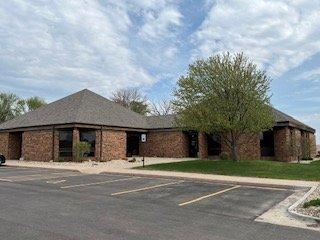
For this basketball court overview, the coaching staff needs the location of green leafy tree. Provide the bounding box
[173,53,274,161]
[24,96,46,112]
[111,88,149,115]
[0,93,23,123]
[0,93,46,123]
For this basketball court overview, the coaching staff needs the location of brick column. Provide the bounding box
[95,129,102,161]
[274,127,300,162]
[274,127,288,161]
[101,130,126,161]
[53,130,59,161]
[72,128,80,160]
[198,132,208,159]
[309,133,317,158]
[293,129,302,160]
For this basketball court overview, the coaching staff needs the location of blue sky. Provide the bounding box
[0,0,320,141]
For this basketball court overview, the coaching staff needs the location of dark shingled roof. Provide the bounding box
[146,114,176,129]
[0,89,148,130]
[0,89,315,133]
[146,108,315,132]
[271,107,315,132]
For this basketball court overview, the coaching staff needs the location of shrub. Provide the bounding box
[303,198,320,208]
[220,153,229,161]
[74,141,91,162]
[54,157,66,162]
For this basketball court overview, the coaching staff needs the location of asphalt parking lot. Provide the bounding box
[0,166,319,240]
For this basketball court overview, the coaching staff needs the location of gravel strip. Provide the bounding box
[6,157,196,169]
[295,185,320,218]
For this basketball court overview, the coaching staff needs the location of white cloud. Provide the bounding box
[296,113,320,123]
[139,6,182,41]
[128,0,171,10]
[0,0,155,98]
[192,0,320,77]
[294,68,320,82]
[163,46,178,59]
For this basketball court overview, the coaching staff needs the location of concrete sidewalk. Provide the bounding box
[5,159,318,188]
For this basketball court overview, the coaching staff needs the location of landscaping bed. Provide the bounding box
[295,186,320,218]
[136,159,320,181]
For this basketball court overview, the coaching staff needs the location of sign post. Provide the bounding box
[141,134,147,168]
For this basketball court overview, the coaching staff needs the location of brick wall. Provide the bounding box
[0,132,9,157]
[220,133,260,160]
[22,130,53,161]
[101,130,126,161]
[140,131,189,158]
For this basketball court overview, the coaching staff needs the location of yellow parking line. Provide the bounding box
[179,185,241,206]
[61,177,140,189]
[111,180,184,196]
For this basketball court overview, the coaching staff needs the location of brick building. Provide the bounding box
[0,89,316,162]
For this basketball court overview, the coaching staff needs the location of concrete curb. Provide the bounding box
[288,185,320,221]
[98,169,307,190]
[4,161,319,189]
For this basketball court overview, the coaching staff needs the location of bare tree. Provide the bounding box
[150,99,174,116]
[111,88,149,115]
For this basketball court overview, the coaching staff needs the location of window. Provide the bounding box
[260,130,274,157]
[80,130,96,157]
[59,130,73,157]
[207,134,221,156]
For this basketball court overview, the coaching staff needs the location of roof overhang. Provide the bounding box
[0,123,148,133]
[275,121,315,133]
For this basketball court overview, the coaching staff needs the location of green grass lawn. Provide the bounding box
[137,159,320,181]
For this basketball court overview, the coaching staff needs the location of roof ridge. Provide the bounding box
[74,90,87,123]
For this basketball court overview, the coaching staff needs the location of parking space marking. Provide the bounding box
[179,185,241,206]
[111,180,185,196]
[0,178,14,182]
[0,167,33,170]
[2,171,77,180]
[61,176,140,189]
[10,173,82,182]
[46,179,66,184]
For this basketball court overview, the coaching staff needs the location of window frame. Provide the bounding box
[59,130,73,157]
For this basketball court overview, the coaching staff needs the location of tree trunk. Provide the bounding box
[231,135,239,162]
